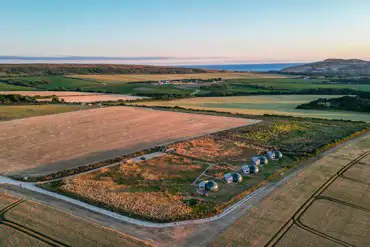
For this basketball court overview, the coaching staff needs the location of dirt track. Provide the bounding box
[0,106,257,177]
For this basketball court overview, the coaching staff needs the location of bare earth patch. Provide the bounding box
[0,106,256,177]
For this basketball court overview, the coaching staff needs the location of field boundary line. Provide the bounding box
[316,196,370,213]
[265,151,370,247]
[0,198,70,246]
[338,174,370,186]
[1,220,69,247]
[294,218,353,247]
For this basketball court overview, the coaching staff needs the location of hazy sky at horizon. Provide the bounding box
[1,0,370,64]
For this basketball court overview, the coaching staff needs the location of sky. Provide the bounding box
[1,0,370,64]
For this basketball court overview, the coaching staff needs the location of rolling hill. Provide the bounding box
[281,59,370,76]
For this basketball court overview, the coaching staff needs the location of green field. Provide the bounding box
[229,78,370,92]
[0,104,95,121]
[3,75,370,97]
[0,82,35,91]
[131,95,370,122]
[0,76,195,95]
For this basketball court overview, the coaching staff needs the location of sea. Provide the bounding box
[184,63,302,72]
[0,56,301,72]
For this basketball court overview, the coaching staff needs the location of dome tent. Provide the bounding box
[205,180,219,192]
[249,164,259,174]
[274,151,283,159]
[198,180,208,190]
[259,156,268,165]
[241,165,250,175]
[232,172,243,182]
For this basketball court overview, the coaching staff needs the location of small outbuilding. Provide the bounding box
[224,173,233,184]
[241,165,250,175]
[249,164,259,174]
[232,172,243,183]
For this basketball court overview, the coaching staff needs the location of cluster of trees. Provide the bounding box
[296,96,370,113]
[0,94,38,104]
[328,77,370,84]
[0,78,50,87]
[0,64,208,76]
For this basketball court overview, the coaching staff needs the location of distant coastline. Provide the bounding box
[184,63,302,72]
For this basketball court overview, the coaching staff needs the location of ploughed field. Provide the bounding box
[41,118,368,222]
[212,131,370,247]
[0,106,254,178]
[0,90,145,102]
[131,95,370,122]
[0,191,150,247]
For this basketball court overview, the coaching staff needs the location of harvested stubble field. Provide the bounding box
[131,95,370,122]
[0,104,94,121]
[0,225,50,247]
[3,200,150,247]
[0,90,145,102]
[0,192,18,209]
[300,199,370,246]
[0,106,254,178]
[211,132,370,247]
[67,72,283,83]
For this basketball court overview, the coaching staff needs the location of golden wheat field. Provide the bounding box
[67,72,283,83]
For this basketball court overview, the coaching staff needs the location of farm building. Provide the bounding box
[249,164,259,174]
[232,172,243,183]
[252,157,261,166]
[241,165,250,175]
[224,173,233,184]
[205,181,219,192]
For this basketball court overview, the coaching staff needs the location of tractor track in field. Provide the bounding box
[339,174,370,186]
[265,151,370,247]
[316,196,370,213]
[0,199,69,247]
